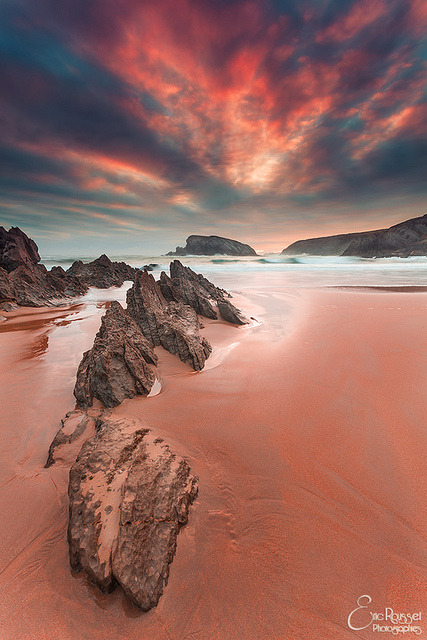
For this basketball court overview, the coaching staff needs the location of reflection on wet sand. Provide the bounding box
[21,333,50,361]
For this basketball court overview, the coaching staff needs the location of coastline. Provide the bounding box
[0,285,425,639]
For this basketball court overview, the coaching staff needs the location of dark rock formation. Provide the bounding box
[127,271,212,370]
[282,214,427,257]
[67,415,198,610]
[170,260,229,301]
[74,300,158,409]
[67,254,137,288]
[217,300,248,325]
[167,234,257,256]
[7,262,87,307]
[159,271,218,319]
[0,226,40,272]
[0,267,16,305]
[0,227,89,308]
[159,260,248,325]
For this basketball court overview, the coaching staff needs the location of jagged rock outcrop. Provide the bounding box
[0,227,89,308]
[159,260,249,325]
[159,271,218,319]
[67,254,137,288]
[0,226,40,272]
[74,300,158,408]
[282,214,427,257]
[127,271,212,370]
[167,234,257,256]
[7,262,87,307]
[217,300,248,325]
[67,415,198,610]
[170,260,229,301]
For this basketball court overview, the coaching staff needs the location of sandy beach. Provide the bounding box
[0,284,426,640]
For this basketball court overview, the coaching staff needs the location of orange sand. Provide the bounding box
[0,288,425,639]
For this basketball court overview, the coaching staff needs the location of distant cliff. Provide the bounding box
[282,214,427,257]
[167,235,257,256]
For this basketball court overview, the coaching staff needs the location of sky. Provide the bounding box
[0,0,426,255]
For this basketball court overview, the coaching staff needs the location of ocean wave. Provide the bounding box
[257,257,300,264]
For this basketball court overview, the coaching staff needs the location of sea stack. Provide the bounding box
[167,234,257,256]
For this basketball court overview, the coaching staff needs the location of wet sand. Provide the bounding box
[0,286,426,639]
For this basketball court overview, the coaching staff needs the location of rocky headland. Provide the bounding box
[167,234,257,256]
[282,214,427,257]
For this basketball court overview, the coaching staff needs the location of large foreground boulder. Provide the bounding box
[74,301,158,408]
[0,226,40,272]
[127,271,212,370]
[167,234,257,256]
[67,254,137,288]
[67,415,198,610]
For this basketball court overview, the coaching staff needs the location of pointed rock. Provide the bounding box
[127,271,211,370]
[0,226,40,272]
[217,300,249,325]
[74,300,157,409]
[163,260,249,325]
[159,271,218,319]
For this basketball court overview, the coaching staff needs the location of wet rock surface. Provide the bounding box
[7,262,87,307]
[67,415,198,610]
[74,301,158,409]
[159,271,218,319]
[217,300,249,325]
[43,258,252,614]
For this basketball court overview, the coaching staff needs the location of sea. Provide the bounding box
[41,254,427,291]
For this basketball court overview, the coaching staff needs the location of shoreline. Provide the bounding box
[0,285,425,639]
